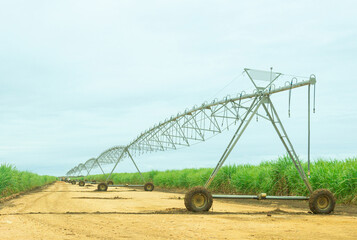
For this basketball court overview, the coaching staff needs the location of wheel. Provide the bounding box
[79,180,85,187]
[107,180,114,185]
[71,180,76,185]
[184,187,213,212]
[144,182,154,191]
[97,182,108,191]
[309,189,336,214]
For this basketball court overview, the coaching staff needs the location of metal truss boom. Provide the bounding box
[65,69,316,194]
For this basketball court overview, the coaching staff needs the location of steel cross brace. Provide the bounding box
[83,164,91,177]
[205,96,260,188]
[204,95,313,194]
[127,150,146,184]
[82,166,91,179]
[105,148,127,181]
[105,148,146,183]
[96,160,107,178]
[76,169,82,177]
[83,159,102,180]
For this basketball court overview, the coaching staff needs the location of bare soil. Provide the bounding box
[0,181,356,240]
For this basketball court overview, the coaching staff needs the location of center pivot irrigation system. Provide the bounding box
[65,68,336,214]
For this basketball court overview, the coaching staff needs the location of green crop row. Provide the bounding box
[82,156,357,204]
[0,164,56,199]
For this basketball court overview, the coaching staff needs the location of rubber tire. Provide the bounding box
[71,180,76,185]
[144,182,154,191]
[309,189,336,214]
[79,180,85,187]
[184,187,213,212]
[97,182,108,191]
[107,181,114,185]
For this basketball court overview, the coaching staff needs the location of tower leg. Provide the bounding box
[204,97,262,188]
[261,96,313,193]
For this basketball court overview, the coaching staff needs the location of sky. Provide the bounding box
[0,0,356,176]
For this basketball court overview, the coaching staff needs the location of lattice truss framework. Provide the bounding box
[66,69,316,177]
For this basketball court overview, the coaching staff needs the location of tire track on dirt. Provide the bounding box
[1,182,356,240]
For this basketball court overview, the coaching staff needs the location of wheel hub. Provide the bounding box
[193,193,206,208]
[317,195,329,209]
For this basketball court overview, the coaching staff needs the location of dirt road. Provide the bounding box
[0,182,356,240]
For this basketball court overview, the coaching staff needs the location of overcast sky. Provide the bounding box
[0,0,356,176]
